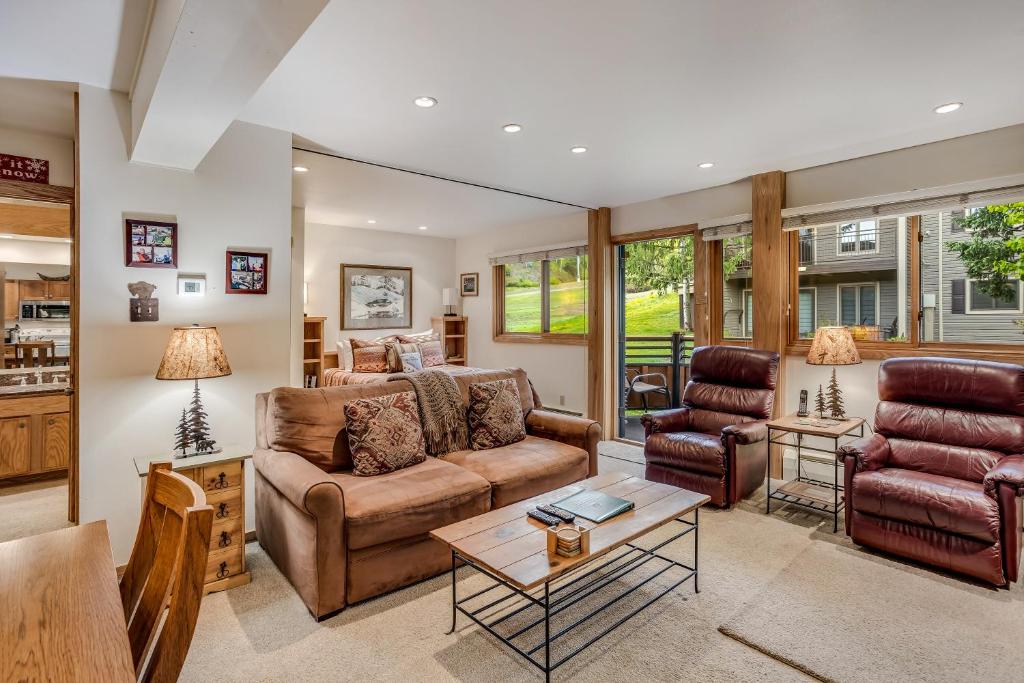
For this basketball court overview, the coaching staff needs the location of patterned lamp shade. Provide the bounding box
[806,326,861,366]
[156,325,232,380]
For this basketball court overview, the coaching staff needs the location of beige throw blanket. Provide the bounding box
[387,370,468,455]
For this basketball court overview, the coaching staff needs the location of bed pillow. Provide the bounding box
[398,329,440,344]
[468,378,527,450]
[385,341,420,373]
[344,391,427,476]
[339,334,396,371]
[400,352,423,372]
[418,339,445,368]
[351,338,388,373]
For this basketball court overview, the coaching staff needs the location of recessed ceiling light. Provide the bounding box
[418,226,428,231]
[570,146,587,154]
[367,219,376,224]
[698,162,715,169]
[292,165,308,173]
[503,123,522,133]
[933,102,962,114]
[414,96,437,108]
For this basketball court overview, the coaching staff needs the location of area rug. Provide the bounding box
[598,439,646,465]
[718,540,1024,682]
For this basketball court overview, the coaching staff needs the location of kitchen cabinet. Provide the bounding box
[4,280,18,320]
[41,412,69,470]
[0,416,31,478]
[18,279,70,301]
[46,281,71,300]
[0,393,70,482]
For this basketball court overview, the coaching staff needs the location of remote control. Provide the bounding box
[527,509,562,526]
[537,504,575,523]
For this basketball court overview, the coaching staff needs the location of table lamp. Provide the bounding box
[156,324,232,457]
[443,287,458,316]
[806,326,861,420]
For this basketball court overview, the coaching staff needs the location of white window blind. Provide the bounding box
[698,214,753,241]
[488,241,588,266]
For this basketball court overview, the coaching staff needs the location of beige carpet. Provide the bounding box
[0,478,72,543]
[597,439,646,466]
[718,540,1024,683]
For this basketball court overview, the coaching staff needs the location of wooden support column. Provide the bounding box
[692,234,711,346]
[587,207,613,438]
[751,171,787,476]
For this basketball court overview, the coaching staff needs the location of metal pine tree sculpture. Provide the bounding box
[815,384,827,419]
[173,408,192,456]
[187,381,216,454]
[826,368,846,419]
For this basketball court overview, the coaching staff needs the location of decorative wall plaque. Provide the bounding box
[0,153,49,184]
[128,281,159,322]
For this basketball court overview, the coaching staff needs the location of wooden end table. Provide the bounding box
[431,472,709,682]
[765,414,865,533]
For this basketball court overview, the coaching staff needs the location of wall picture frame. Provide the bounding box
[125,219,177,268]
[460,272,479,297]
[340,263,413,330]
[225,249,268,295]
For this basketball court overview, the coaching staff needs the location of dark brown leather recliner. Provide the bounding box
[839,357,1024,586]
[641,346,779,507]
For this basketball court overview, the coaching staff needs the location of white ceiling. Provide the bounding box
[243,0,1024,208]
[292,146,579,238]
[0,78,76,138]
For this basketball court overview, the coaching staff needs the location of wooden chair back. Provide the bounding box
[120,462,213,683]
[16,340,55,368]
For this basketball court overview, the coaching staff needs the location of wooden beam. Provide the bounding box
[70,91,80,524]
[609,223,697,245]
[0,202,71,238]
[692,232,711,346]
[587,208,613,437]
[0,179,74,204]
[751,171,787,477]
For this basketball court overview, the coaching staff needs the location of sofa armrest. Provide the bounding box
[526,410,601,477]
[254,448,344,518]
[837,433,890,472]
[721,419,768,445]
[984,455,1024,499]
[640,408,691,437]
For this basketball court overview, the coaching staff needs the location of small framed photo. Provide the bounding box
[125,219,177,268]
[177,273,206,297]
[225,249,269,295]
[460,272,479,297]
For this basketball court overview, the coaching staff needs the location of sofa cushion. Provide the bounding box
[334,457,491,550]
[852,468,1001,542]
[644,432,725,476]
[344,391,427,477]
[469,378,527,450]
[443,435,588,508]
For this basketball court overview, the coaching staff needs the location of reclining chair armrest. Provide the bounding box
[526,410,601,477]
[837,433,890,472]
[640,408,691,437]
[984,455,1024,499]
[721,419,768,445]
[253,448,344,519]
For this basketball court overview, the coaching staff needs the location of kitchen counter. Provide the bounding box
[0,365,70,397]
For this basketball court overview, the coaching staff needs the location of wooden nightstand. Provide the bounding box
[133,450,252,593]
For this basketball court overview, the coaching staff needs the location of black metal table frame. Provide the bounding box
[765,422,865,532]
[446,511,699,682]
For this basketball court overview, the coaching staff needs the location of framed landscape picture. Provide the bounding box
[125,219,177,268]
[460,272,479,297]
[340,263,413,330]
[225,249,268,294]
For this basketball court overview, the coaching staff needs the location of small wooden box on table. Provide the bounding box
[765,414,865,532]
[133,450,252,592]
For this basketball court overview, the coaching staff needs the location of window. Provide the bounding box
[494,249,588,342]
[798,228,815,265]
[838,220,877,254]
[839,283,878,326]
[798,288,816,337]
[967,280,1021,313]
[720,235,753,340]
[742,289,753,338]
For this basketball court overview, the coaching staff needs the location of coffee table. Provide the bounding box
[431,472,709,681]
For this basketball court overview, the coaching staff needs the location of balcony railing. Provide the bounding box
[621,332,695,409]
[798,232,814,264]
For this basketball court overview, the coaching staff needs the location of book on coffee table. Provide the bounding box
[554,489,635,523]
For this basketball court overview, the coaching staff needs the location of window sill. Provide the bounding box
[494,333,588,346]
[787,340,1024,364]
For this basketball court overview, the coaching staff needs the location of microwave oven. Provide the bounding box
[21,302,71,320]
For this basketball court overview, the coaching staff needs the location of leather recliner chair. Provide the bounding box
[641,346,779,507]
[839,357,1024,586]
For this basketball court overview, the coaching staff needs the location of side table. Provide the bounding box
[133,450,253,593]
[765,414,864,532]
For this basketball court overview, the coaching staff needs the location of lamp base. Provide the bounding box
[172,446,223,460]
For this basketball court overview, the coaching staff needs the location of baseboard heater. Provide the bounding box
[540,406,583,417]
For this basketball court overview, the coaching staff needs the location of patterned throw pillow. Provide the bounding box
[351,339,388,373]
[418,340,445,367]
[385,341,420,373]
[344,391,427,476]
[468,378,527,450]
[400,352,423,372]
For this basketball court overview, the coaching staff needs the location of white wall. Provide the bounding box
[455,211,590,413]
[612,178,752,235]
[0,125,75,187]
[304,222,456,350]
[78,85,293,563]
[0,238,71,267]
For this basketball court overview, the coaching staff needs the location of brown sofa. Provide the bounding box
[253,368,600,619]
[840,357,1024,586]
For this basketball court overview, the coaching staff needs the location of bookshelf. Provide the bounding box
[302,316,326,386]
[432,316,468,366]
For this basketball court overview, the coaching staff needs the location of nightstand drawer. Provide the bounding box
[206,547,243,583]
[201,461,242,491]
[207,488,242,522]
[210,517,243,552]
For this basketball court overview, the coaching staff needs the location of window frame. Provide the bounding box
[492,260,588,346]
[965,278,1023,315]
[835,220,879,256]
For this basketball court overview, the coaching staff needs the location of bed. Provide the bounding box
[323,363,484,386]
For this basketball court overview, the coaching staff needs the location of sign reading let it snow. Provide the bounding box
[0,153,49,184]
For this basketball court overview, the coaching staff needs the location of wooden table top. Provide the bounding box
[767,413,865,438]
[0,522,135,683]
[431,472,709,590]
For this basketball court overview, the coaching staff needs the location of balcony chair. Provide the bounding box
[641,345,779,507]
[625,369,671,413]
[839,357,1024,586]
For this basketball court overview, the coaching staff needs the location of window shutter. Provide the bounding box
[950,209,965,233]
[951,279,966,314]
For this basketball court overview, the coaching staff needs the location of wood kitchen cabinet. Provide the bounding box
[0,394,70,482]
[0,416,31,478]
[4,280,18,320]
[18,279,70,301]
[46,280,71,300]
